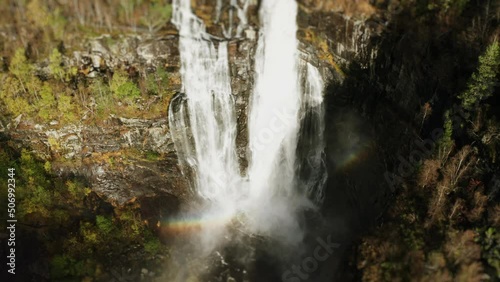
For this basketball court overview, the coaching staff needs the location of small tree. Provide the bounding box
[459,42,500,110]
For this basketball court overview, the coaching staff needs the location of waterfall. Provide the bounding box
[169,0,326,243]
[170,0,242,201]
[243,0,327,241]
[247,0,301,200]
[297,62,328,204]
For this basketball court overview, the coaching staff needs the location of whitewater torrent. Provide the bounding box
[243,0,310,241]
[169,0,326,243]
[170,0,241,202]
[297,62,328,204]
[247,0,301,200]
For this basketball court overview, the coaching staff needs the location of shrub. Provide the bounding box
[146,72,160,95]
[50,255,72,279]
[90,78,114,119]
[57,94,78,123]
[116,207,142,241]
[477,227,500,278]
[50,255,95,279]
[0,77,33,116]
[144,232,162,255]
[66,180,91,200]
[110,69,141,100]
[9,48,32,89]
[80,221,100,246]
[18,149,53,219]
[96,215,114,235]
[145,151,160,161]
[49,48,65,82]
[37,83,57,121]
[47,136,61,151]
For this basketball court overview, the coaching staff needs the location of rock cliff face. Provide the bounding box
[297,5,382,70]
[3,3,386,213]
[2,31,260,207]
[8,115,188,205]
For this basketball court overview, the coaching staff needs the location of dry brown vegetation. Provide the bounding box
[0,0,173,60]
[357,137,497,280]
[299,0,377,18]
[427,145,478,225]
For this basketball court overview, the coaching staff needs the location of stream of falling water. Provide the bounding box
[243,0,323,242]
[169,0,241,202]
[168,0,327,277]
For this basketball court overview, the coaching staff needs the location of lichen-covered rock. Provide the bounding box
[88,157,188,205]
[297,6,383,70]
[8,115,186,205]
[71,34,181,78]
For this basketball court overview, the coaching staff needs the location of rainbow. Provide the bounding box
[158,209,238,235]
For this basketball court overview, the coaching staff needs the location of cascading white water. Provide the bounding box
[247,0,301,200]
[170,0,241,201]
[296,62,328,204]
[240,0,305,241]
[241,0,329,242]
[169,0,326,243]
